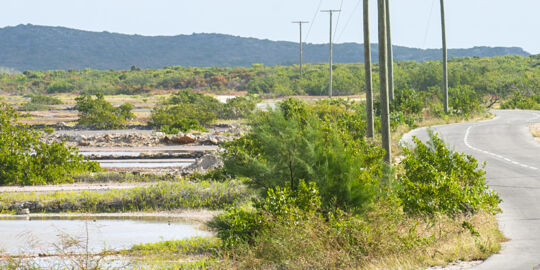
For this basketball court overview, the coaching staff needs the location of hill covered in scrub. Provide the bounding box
[0,24,531,71]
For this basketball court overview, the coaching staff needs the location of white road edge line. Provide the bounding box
[464,125,539,171]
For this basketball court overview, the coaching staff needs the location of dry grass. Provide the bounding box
[217,208,503,270]
[363,212,504,270]
[530,124,540,143]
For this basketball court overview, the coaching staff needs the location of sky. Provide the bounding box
[1,0,539,54]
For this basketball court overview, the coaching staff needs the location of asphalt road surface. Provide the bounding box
[403,110,540,270]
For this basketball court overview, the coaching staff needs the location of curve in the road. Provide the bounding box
[402,110,540,270]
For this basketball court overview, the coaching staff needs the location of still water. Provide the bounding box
[0,217,211,254]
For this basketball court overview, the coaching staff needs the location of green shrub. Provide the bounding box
[151,91,221,133]
[30,94,63,105]
[398,133,501,215]
[209,180,321,247]
[19,102,48,111]
[449,86,482,116]
[127,237,221,257]
[46,81,75,93]
[74,93,134,129]
[391,86,425,115]
[223,98,384,211]
[220,96,259,119]
[0,103,99,185]
[501,93,539,110]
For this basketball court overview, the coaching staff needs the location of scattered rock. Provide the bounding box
[16,208,30,215]
[181,152,223,175]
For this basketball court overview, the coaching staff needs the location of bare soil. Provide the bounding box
[531,123,540,143]
[0,182,154,194]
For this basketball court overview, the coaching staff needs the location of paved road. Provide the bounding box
[403,110,540,270]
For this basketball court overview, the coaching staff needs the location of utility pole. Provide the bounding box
[292,21,309,77]
[378,0,391,163]
[440,0,448,113]
[364,0,374,138]
[321,10,341,97]
[385,0,394,101]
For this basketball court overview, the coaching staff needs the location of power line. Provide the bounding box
[304,0,324,42]
[336,0,362,43]
[333,0,346,39]
[422,0,436,49]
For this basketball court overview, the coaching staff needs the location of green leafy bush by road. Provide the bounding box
[399,133,501,215]
[74,93,134,129]
[0,103,99,186]
[501,93,540,110]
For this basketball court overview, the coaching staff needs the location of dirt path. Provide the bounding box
[0,182,154,193]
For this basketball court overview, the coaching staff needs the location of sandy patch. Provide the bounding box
[531,123,540,143]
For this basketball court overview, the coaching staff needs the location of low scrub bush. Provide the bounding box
[126,237,221,258]
[30,94,63,105]
[501,93,539,110]
[0,103,99,186]
[19,102,48,111]
[151,91,258,133]
[212,181,502,269]
[398,133,501,216]
[74,93,134,129]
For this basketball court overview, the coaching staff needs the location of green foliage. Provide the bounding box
[151,91,257,133]
[29,94,63,105]
[221,95,259,119]
[391,86,425,115]
[151,91,219,133]
[0,180,248,213]
[46,81,75,93]
[18,94,63,111]
[398,133,501,216]
[74,93,134,129]
[449,85,483,116]
[127,237,221,257]
[19,102,48,111]
[0,103,99,185]
[209,180,321,247]
[501,93,540,110]
[223,98,385,210]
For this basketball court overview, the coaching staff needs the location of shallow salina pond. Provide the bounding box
[0,216,211,255]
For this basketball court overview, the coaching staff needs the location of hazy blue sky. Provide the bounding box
[1,0,539,54]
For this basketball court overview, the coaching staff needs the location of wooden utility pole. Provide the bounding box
[322,10,341,97]
[378,0,391,163]
[440,0,448,113]
[364,0,374,138]
[385,0,394,101]
[292,21,309,77]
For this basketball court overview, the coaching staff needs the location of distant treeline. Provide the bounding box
[0,55,538,99]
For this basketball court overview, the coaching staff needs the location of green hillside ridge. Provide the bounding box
[0,24,530,71]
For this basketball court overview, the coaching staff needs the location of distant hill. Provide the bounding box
[0,24,531,71]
